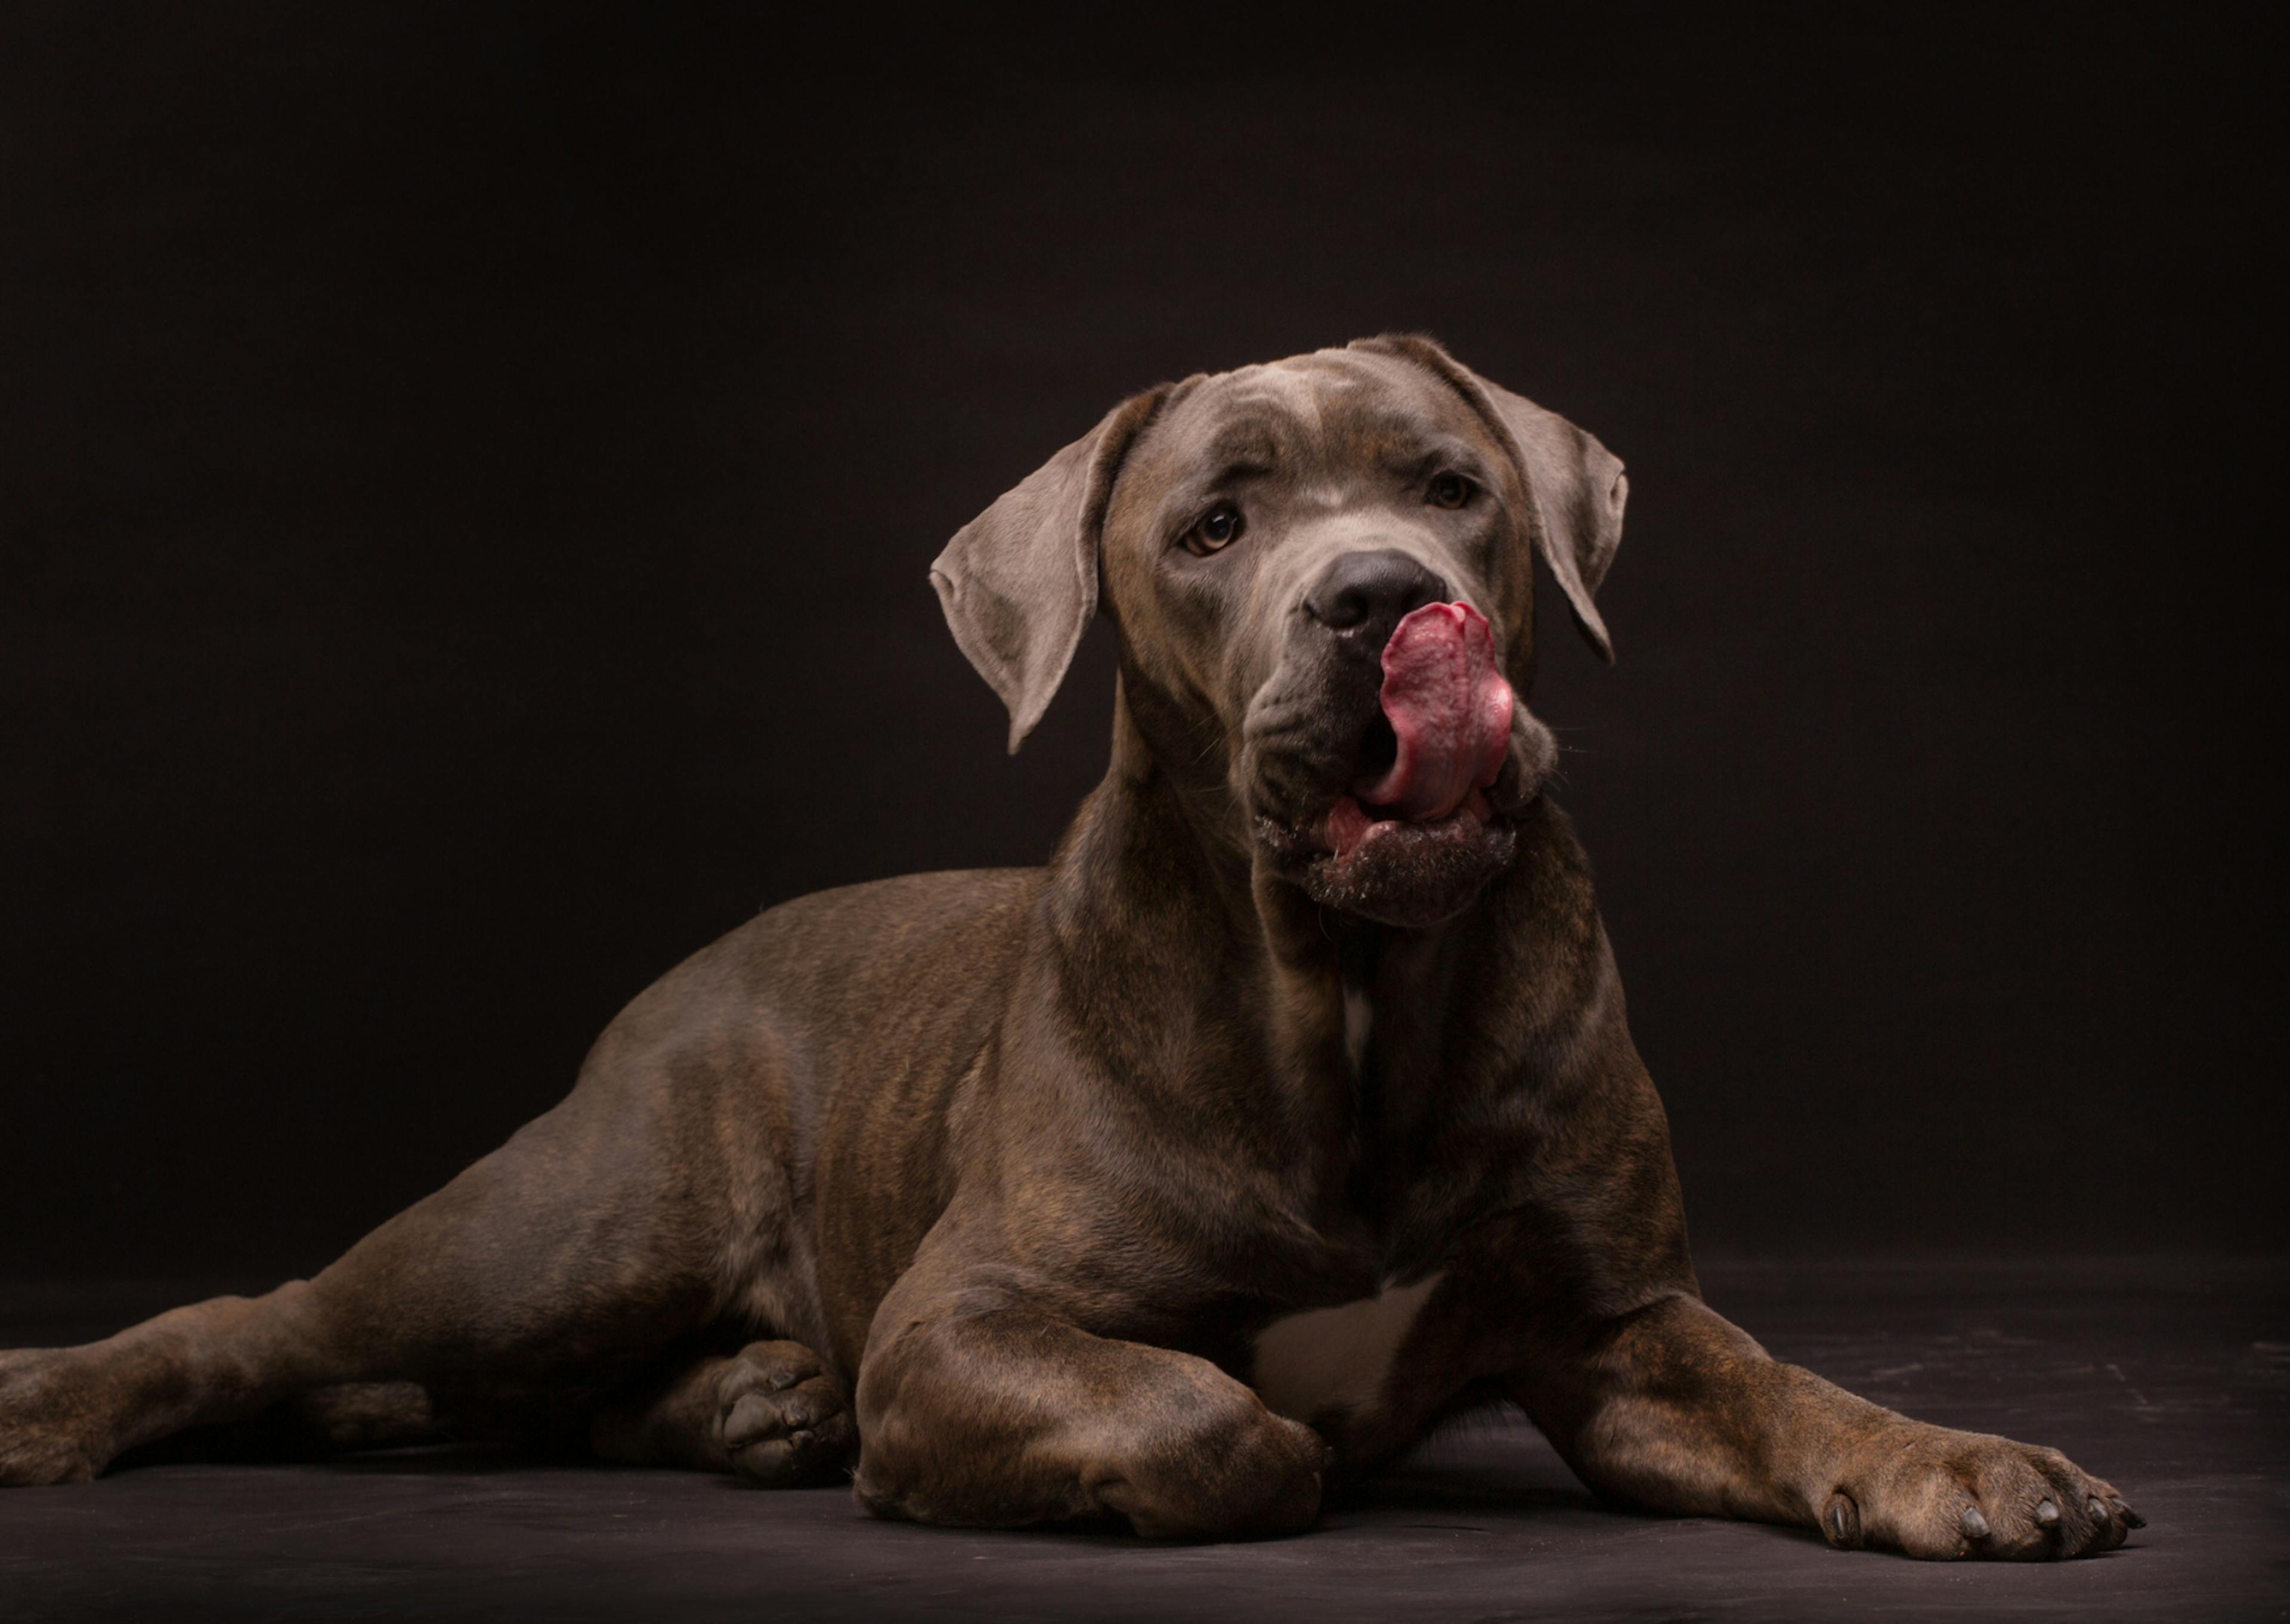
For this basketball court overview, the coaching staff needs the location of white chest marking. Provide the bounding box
[1342,983,1372,1076]
[1251,1273,1444,1423]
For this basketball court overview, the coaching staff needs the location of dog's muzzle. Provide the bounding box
[1252,594,1525,928]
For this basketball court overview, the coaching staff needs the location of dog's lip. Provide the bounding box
[1258,783,1511,864]
[1324,788,1497,864]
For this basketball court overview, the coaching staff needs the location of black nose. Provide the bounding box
[1302,549,1452,640]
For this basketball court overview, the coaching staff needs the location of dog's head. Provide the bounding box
[933,335,1626,928]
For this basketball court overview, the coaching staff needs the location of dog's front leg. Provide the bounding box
[853,1275,1327,1539]
[1511,1292,2140,1560]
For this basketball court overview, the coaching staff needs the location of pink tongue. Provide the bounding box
[1353,602,1514,822]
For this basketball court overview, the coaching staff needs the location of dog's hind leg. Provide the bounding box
[0,1093,719,1482]
[0,947,799,1484]
[113,1381,443,1466]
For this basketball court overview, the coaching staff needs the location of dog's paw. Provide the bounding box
[1821,1421,2142,1560]
[0,1348,110,1486]
[1087,1389,1330,1540]
[714,1340,855,1487]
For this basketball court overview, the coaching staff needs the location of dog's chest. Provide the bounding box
[1242,983,1500,1423]
[1249,1272,1444,1424]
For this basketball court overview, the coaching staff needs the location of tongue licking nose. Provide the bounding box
[1348,600,1514,826]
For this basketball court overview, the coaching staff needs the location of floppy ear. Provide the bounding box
[931,388,1167,752]
[1351,334,1627,663]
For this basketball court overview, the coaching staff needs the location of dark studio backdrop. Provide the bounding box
[1,4,2278,1281]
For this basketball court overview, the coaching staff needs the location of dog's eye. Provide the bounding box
[1183,504,1245,557]
[1428,473,1475,510]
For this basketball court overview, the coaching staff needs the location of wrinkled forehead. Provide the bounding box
[1127,348,1506,502]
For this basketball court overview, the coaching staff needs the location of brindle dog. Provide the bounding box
[0,336,2139,1557]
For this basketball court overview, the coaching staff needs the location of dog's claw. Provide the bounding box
[2121,1504,2146,1530]
[2034,1498,2059,1528]
[1960,1504,1991,1539]
[1822,1491,1862,1548]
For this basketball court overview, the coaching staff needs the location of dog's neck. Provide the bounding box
[1053,679,1588,1219]
[1098,674,1254,902]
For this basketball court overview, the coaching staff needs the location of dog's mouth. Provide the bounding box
[1255,602,1524,927]
[1321,783,1502,863]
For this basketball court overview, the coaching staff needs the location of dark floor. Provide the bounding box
[1,1260,2282,1623]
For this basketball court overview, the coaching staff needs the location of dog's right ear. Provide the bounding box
[931,387,1166,754]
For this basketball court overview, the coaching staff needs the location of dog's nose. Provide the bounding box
[1302,549,1453,640]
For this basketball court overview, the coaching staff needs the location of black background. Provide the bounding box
[1,4,2277,1278]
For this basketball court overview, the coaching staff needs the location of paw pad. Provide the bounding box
[714,1341,854,1488]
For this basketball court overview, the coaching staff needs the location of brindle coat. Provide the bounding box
[0,337,2139,1557]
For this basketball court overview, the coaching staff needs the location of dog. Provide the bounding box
[0,335,2138,1557]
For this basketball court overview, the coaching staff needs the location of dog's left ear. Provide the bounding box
[932,386,1168,753]
[1352,334,1627,663]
